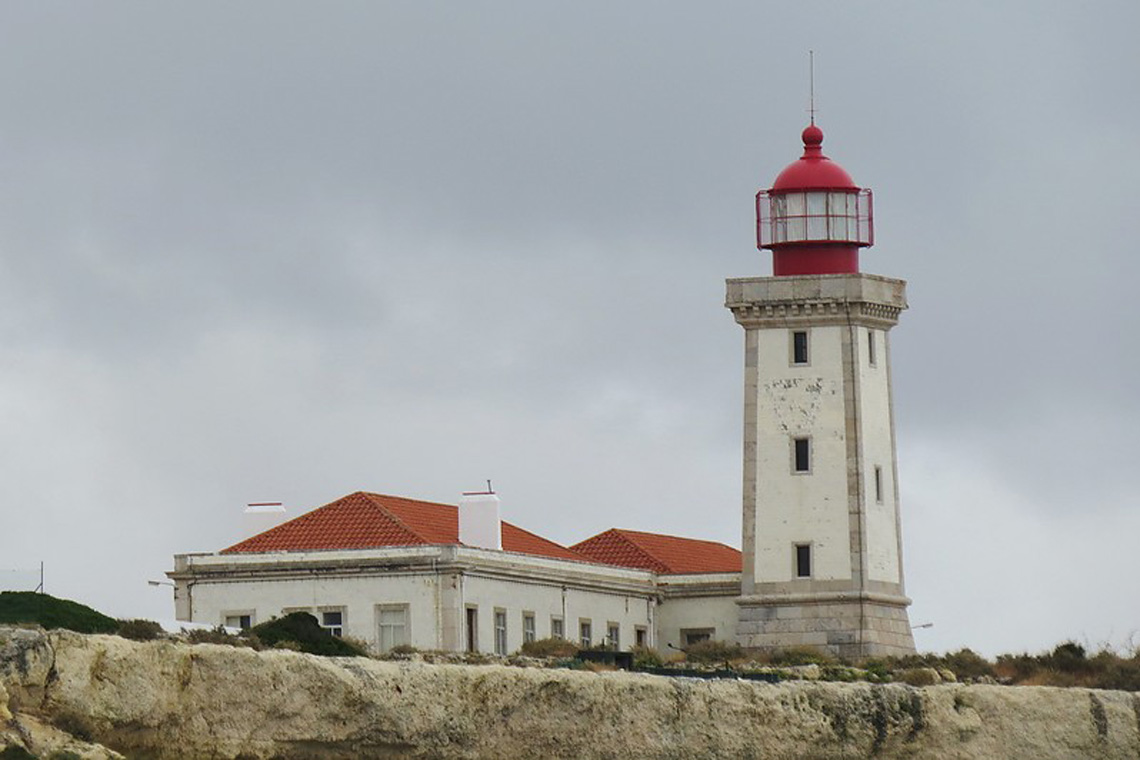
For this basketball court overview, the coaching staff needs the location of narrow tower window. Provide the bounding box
[792,330,809,365]
[795,544,812,578]
[868,329,877,366]
[793,437,811,473]
[874,466,884,503]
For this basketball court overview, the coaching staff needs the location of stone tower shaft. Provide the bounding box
[726,273,915,658]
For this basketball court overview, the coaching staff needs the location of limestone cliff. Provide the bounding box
[2,626,1139,759]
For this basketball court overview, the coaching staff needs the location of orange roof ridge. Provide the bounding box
[571,526,742,574]
[360,492,432,543]
[571,529,671,574]
[611,527,737,548]
[608,529,673,570]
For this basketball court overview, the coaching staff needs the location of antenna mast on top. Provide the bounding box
[809,50,816,125]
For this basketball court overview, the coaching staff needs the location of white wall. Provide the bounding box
[857,327,901,584]
[461,573,653,653]
[176,547,664,654]
[752,325,851,583]
[186,571,441,651]
[655,593,739,651]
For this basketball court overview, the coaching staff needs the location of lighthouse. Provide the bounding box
[726,122,916,658]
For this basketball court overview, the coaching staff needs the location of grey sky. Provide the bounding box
[1,2,1137,657]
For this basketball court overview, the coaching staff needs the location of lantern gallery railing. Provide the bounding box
[756,188,873,248]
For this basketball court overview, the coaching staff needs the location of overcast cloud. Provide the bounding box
[1,2,1138,657]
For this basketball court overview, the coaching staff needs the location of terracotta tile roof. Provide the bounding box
[222,491,582,561]
[571,528,741,575]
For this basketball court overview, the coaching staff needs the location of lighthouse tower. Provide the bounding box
[726,122,915,658]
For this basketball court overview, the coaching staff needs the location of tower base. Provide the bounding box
[737,592,915,660]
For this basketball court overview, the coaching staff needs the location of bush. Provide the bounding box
[186,626,255,648]
[520,637,579,658]
[0,591,118,634]
[768,645,835,667]
[684,639,743,665]
[631,645,664,669]
[941,648,995,680]
[117,619,164,641]
[1046,641,1089,673]
[248,612,366,657]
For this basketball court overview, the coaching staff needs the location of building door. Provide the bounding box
[466,607,478,652]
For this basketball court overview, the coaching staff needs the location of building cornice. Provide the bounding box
[170,545,660,599]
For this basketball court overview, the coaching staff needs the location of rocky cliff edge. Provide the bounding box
[2,625,1139,759]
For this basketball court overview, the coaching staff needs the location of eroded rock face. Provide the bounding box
[3,625,1140,759]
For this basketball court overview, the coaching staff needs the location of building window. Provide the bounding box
[635,626,648,648]
[522,612,536,644]
[465,607,478,652]
[493,609,508,655]
[793,437,811,473]
[607,623,620,651]
[224,613,253,630]
[868,329,877,366]
[320,609,345,638]
[874,466,884,503]
[579,619,592,648]
[791,330,809,365]
[377,605,409,652]
[795,544,812,578]
[681,628,714,647]
[550,616,564,639]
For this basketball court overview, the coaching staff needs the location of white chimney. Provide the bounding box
[459,491,501,550]
[242,502,288,540]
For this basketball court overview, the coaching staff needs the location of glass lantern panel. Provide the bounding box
[807,215,826,240]
[806,192,826,215]
[805,192,827,240]
[775,218,788,243]
[771,195,787,243]
[787,215,806,241]
[829,213,850,241]
[785,192,805,216]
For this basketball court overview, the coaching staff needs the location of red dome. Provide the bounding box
[771,124,858,191]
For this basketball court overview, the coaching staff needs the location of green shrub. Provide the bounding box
[0,592,117,634]
[116,618,164,641]
[898,667,940,687]
[389,643,418,655]
[186,626,255,648]
[631,645,664,669]
[520,637,579,658]
[684,639,744,664]
[1046,641,1089,673]
[941,648,995,680]
[248,612,366,657]
[769,645,835,667]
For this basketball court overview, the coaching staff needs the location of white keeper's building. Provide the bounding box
[170,490,742,655]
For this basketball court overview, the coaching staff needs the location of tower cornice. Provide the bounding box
[725,272,907,330]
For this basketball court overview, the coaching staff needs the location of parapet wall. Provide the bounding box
[3,626,1139,759]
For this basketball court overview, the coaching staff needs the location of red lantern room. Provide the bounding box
[757,123,873,276]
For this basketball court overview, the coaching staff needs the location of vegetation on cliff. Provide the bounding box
[248,612,367,657]
[0,592,118,635]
